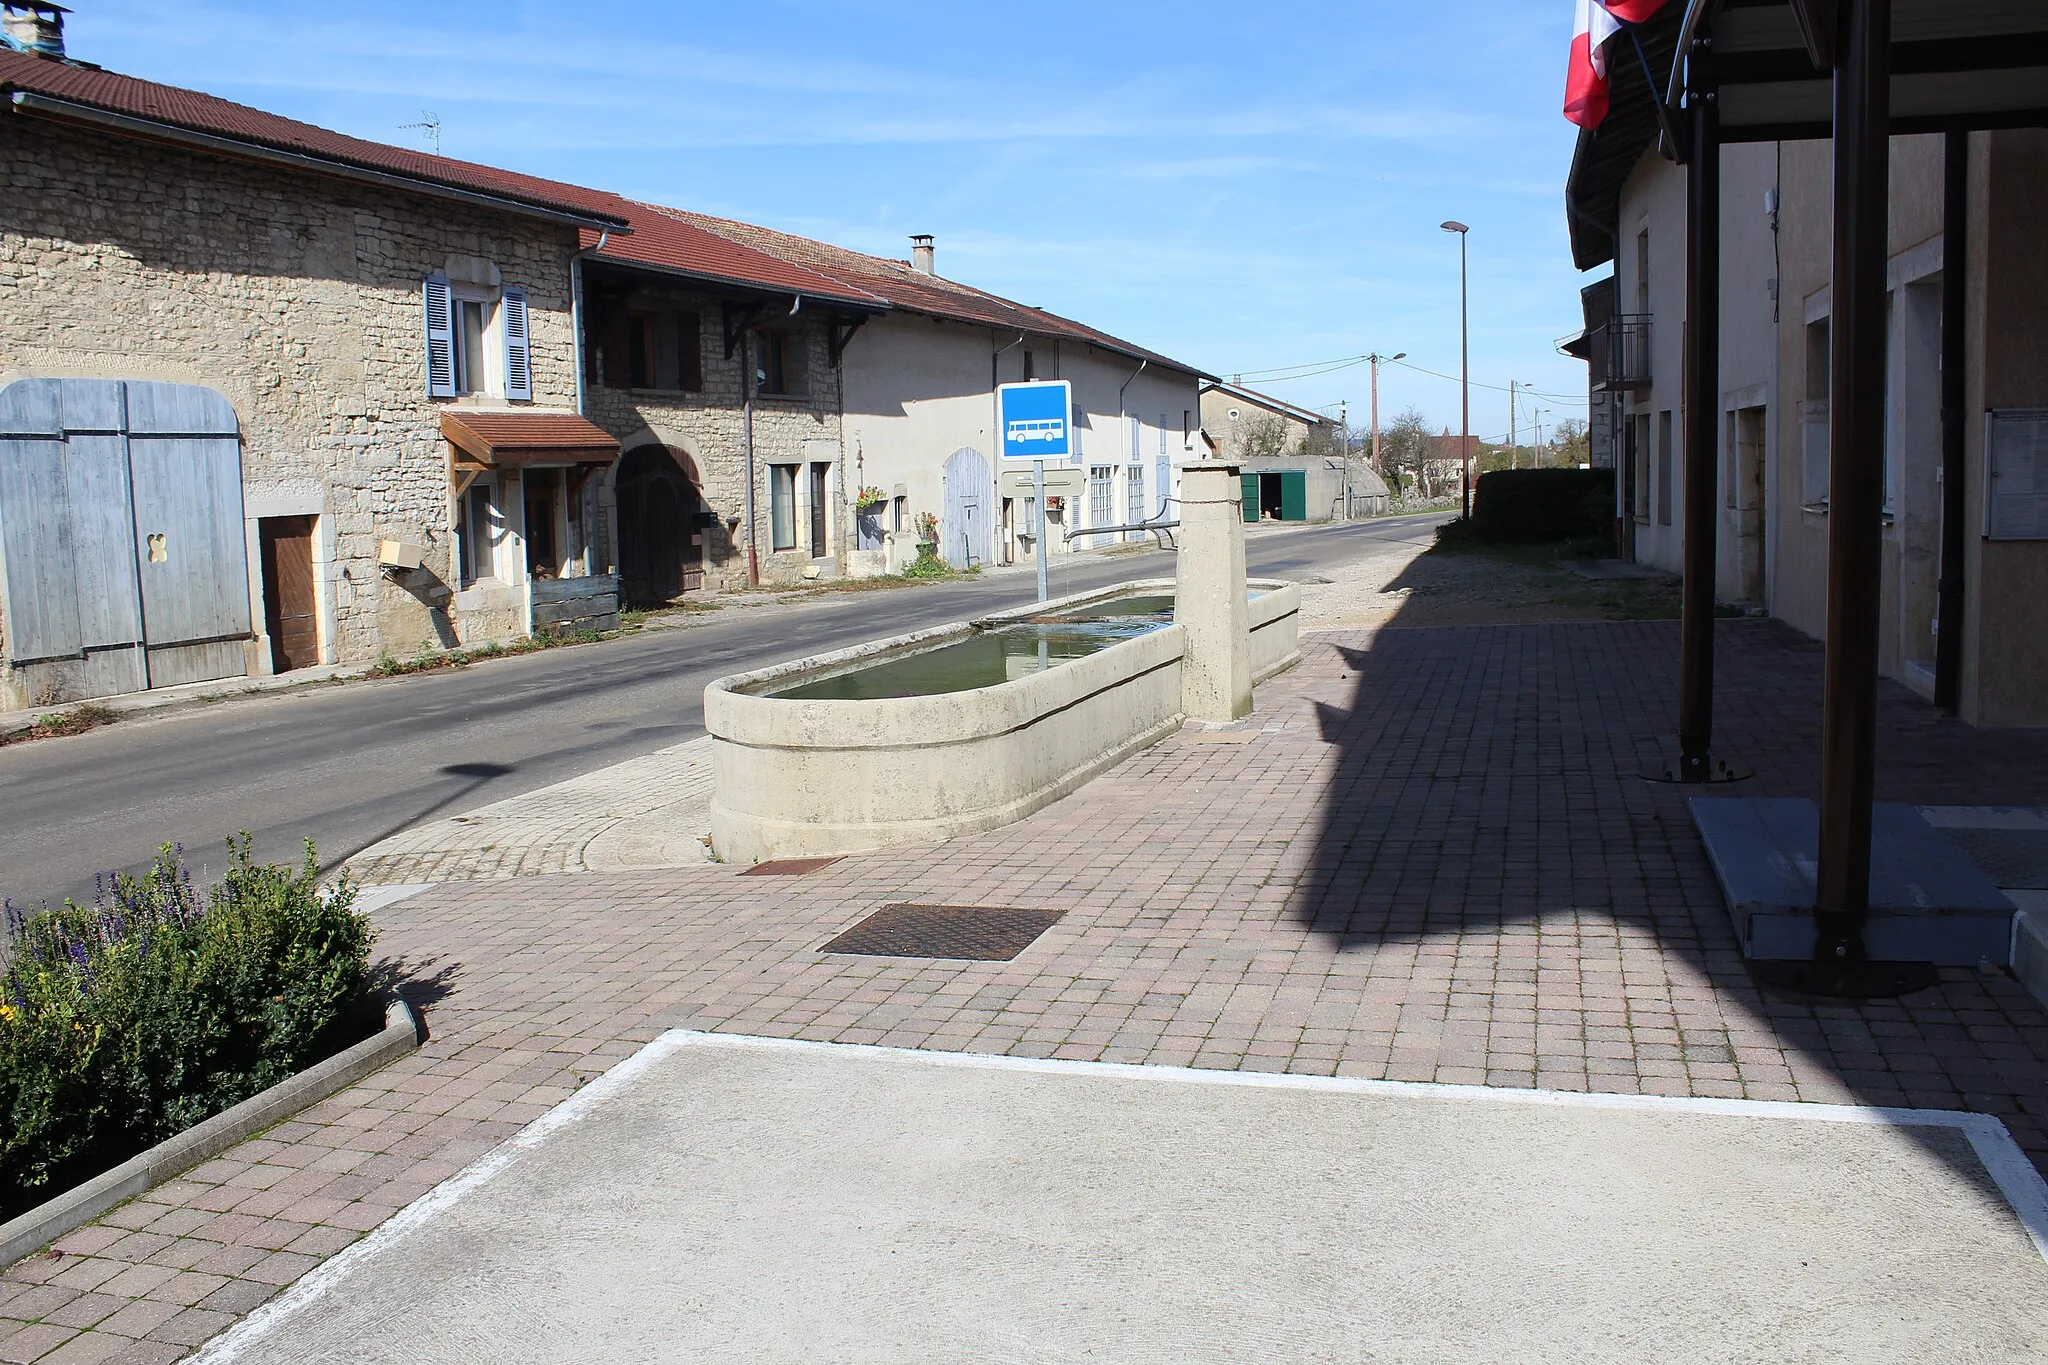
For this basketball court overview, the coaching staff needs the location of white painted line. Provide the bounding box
[188,1031,690,1365]
[671,1032,2048,1265]
[188,1029,2048,1364]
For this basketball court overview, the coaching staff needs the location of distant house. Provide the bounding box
[653,223,1207,566]
[1198,380,1351,522]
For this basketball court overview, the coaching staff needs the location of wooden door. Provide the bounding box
[259,516,318,672]
[125,382,252,689]
[941,447,990,568]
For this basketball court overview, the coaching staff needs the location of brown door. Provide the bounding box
[258,516,318,673]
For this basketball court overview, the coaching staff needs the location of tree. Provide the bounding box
[1554,417,1591,467]
[1233,412,1290,463]
[1378,408,1432,498]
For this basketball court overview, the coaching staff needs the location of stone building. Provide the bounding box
[642,218,1207,572]
[0,18,1213,707]
[574,209,884,595]
[0,38,628,708]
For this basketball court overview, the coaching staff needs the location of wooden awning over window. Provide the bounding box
[441,410,619,469]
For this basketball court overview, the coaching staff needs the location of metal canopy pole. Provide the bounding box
[1933,129,1969,715]
[1676,79,1723,781]
[1813,0,1892,963]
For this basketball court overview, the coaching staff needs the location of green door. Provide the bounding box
[1280,470,1308,521]
[1240,473,1259,524]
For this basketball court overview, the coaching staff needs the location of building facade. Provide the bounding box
[0,45,626,710]
[1564,11,2048,726]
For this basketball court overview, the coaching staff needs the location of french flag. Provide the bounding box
[1565,0,1671,129]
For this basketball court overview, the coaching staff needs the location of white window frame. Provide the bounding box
[449,284,505,399]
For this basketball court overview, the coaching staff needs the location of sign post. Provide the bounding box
[997,380,1074,603]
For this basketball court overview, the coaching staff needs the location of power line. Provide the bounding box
[1388,358,1586,406]
[1226,351,1587,406]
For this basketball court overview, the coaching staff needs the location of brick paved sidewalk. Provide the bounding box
[5,618,2045,1364]
[341,737,715,885]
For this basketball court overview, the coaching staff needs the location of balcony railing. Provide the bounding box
[1589,314,1652,392]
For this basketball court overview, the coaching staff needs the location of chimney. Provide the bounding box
[909,234,936,276]
[0,2,67,58]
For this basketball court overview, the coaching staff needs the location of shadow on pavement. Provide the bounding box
[1294,543,2048,1183]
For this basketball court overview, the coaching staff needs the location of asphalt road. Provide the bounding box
[0,513,1446,910]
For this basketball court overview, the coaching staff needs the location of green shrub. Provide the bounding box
[0,838,375,1218]
[1465,468,1617,546]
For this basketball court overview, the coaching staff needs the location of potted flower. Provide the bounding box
[852,485,886,551]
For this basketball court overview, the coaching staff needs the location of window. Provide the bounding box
[1631,415,1651,523]
[769,463,797,550]
[808,462,829,557]
[891,495,906,534]
[626,310,703,391]
[458,480,496,586]
[755,329,800,396]
[452,299,489,395]
[1022,350,1036,381]
[425,274,516,400]
[1656,410,1674,526]
[1634,230,1650,316]
[1126,465,1145,541]
[1803,318,1831,505]
[1090,465,1114,526]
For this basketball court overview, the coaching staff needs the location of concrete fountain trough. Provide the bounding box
[704,575,1301,864]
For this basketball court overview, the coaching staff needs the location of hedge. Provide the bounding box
[0,839,374,1219]
[1467,468,1617,544]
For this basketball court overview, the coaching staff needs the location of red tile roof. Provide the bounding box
[580,207,884,310]
[441,410,619,465]
[650,208,1206,377]
[0,49,628,228]
[1,50,1199,374]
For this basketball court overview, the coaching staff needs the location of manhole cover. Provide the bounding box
[1938,828,2048,889]
[819,904,1064,960]
[739,856,842,877]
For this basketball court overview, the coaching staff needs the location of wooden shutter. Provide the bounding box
[680,311,704,391]
[423,275,456,398]
[501,286,533,401]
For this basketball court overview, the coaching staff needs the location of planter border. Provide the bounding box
[0,999,423,1268]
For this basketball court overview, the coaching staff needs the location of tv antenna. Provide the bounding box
[399,110,442,156]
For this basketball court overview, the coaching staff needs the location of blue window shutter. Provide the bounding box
[423,275,455,398]
[501,286,533,401]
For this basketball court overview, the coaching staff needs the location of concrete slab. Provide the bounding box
[1692,797,2017,965]
[196,1034,2048,1365]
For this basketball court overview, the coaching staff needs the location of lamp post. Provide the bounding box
[1368,351,1404,492]
[1440,221,1471,519]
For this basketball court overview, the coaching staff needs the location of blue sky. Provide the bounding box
[68,0,1594,442]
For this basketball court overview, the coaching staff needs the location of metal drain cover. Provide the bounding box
[740,856,843,877]
[1938,828,2048,889]
[819,904,1064,960]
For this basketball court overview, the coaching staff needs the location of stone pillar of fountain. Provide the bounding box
[1175,458,1252,722]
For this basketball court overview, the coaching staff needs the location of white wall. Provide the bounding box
[840,314,1200,564]
[1614,142,1779,586]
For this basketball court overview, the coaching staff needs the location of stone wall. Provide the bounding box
[0,114,583,687]
[582,277,844,594]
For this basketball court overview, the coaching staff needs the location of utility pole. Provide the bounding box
[1509,380,1518,470]
[1367,351,1404,492]
[1339,399,1351,518]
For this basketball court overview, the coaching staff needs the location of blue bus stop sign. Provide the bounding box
[997,380,1074,461]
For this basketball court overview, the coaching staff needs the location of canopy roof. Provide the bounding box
[1564,0,2048,271]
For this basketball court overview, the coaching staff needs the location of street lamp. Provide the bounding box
[1441,220,1471,519]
